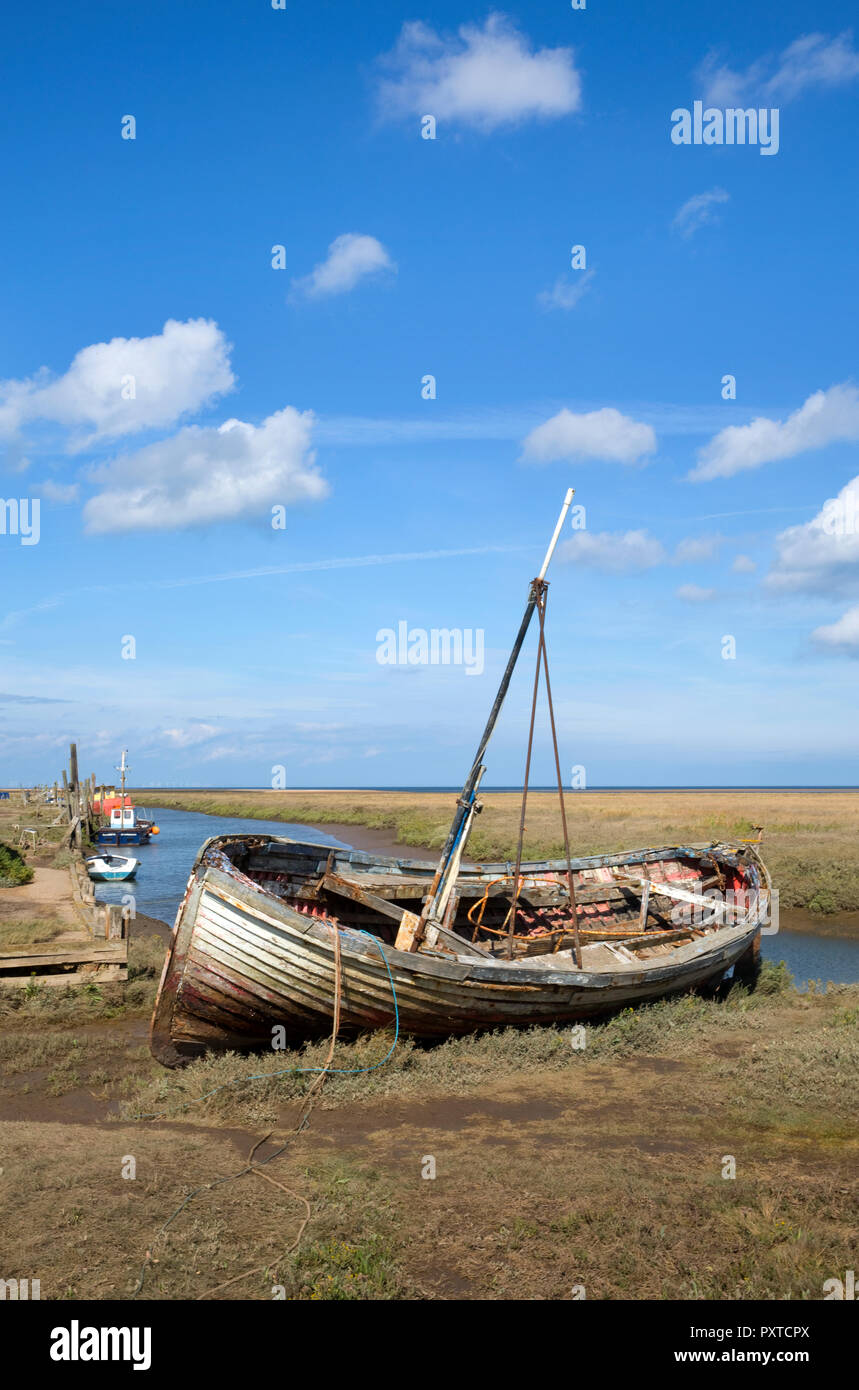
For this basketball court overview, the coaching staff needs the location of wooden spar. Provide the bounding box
[505,605,544,957]
[414,489,575,942]
[321,873,406,923]
[435,764,485,923]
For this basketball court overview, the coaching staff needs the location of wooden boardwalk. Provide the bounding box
[0,769,129,987]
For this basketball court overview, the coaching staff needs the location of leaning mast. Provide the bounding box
[413,488,575,944]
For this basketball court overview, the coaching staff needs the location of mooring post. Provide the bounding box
[69,743,79,801]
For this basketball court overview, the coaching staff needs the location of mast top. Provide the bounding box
[536,487,574,582]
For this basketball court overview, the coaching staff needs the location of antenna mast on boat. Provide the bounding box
[117,750,129,811]
[412,488,575,947]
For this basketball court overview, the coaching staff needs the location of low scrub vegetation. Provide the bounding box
[0,841,34,887]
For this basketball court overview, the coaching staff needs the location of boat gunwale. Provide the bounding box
[177,832,773,982]
[202,865,764,987]
[187,829,770,882]
[149,832,770,1063]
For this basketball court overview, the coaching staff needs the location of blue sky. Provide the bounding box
[2,0,858,788]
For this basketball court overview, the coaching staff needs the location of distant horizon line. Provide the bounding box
[124,783,859,793]
[8,783,859,794]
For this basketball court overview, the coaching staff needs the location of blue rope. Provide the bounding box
[133,930,400,1121]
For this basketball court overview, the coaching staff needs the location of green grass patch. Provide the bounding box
[0,841,34,887]
[0,916,66,947]
[122,965,840,1128]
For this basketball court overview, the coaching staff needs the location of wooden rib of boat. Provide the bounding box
[149,832,770,1067]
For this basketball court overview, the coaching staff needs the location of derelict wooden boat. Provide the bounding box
[149,832,769,1066]
[149,491,772,1066]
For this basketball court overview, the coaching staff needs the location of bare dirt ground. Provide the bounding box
[1,944,856,1301]
[0,868,82,940]
[0,868,77,921]
[0,803,95,964]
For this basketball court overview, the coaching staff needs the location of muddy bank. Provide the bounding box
[131,910,173,945]
[780,908,859,941]
[319,820,438,863]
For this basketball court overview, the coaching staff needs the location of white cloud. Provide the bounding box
[767,477,859,594]
[700,31,859,106]
[558,528,725,575]
[557,529,667,573]
[292,234,395,299]
[689,384,859,481]
[676,583,717,602]
[732,554,757,573]
[38,480,79,503]
[376,14,582,130]
[537,269,595,311]
[162,724,219,748]
[0,319,234,446]
[673,534,723,563]
[672,188,730,239]
[199,744,239,763]
[812,605,859,654]
[521,407,657,465]
[83,407,328,534]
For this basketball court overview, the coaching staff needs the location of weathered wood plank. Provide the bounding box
[0,966,127,989]
[0,943,127,969]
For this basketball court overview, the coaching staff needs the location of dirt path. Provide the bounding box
[0,867,79,928]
